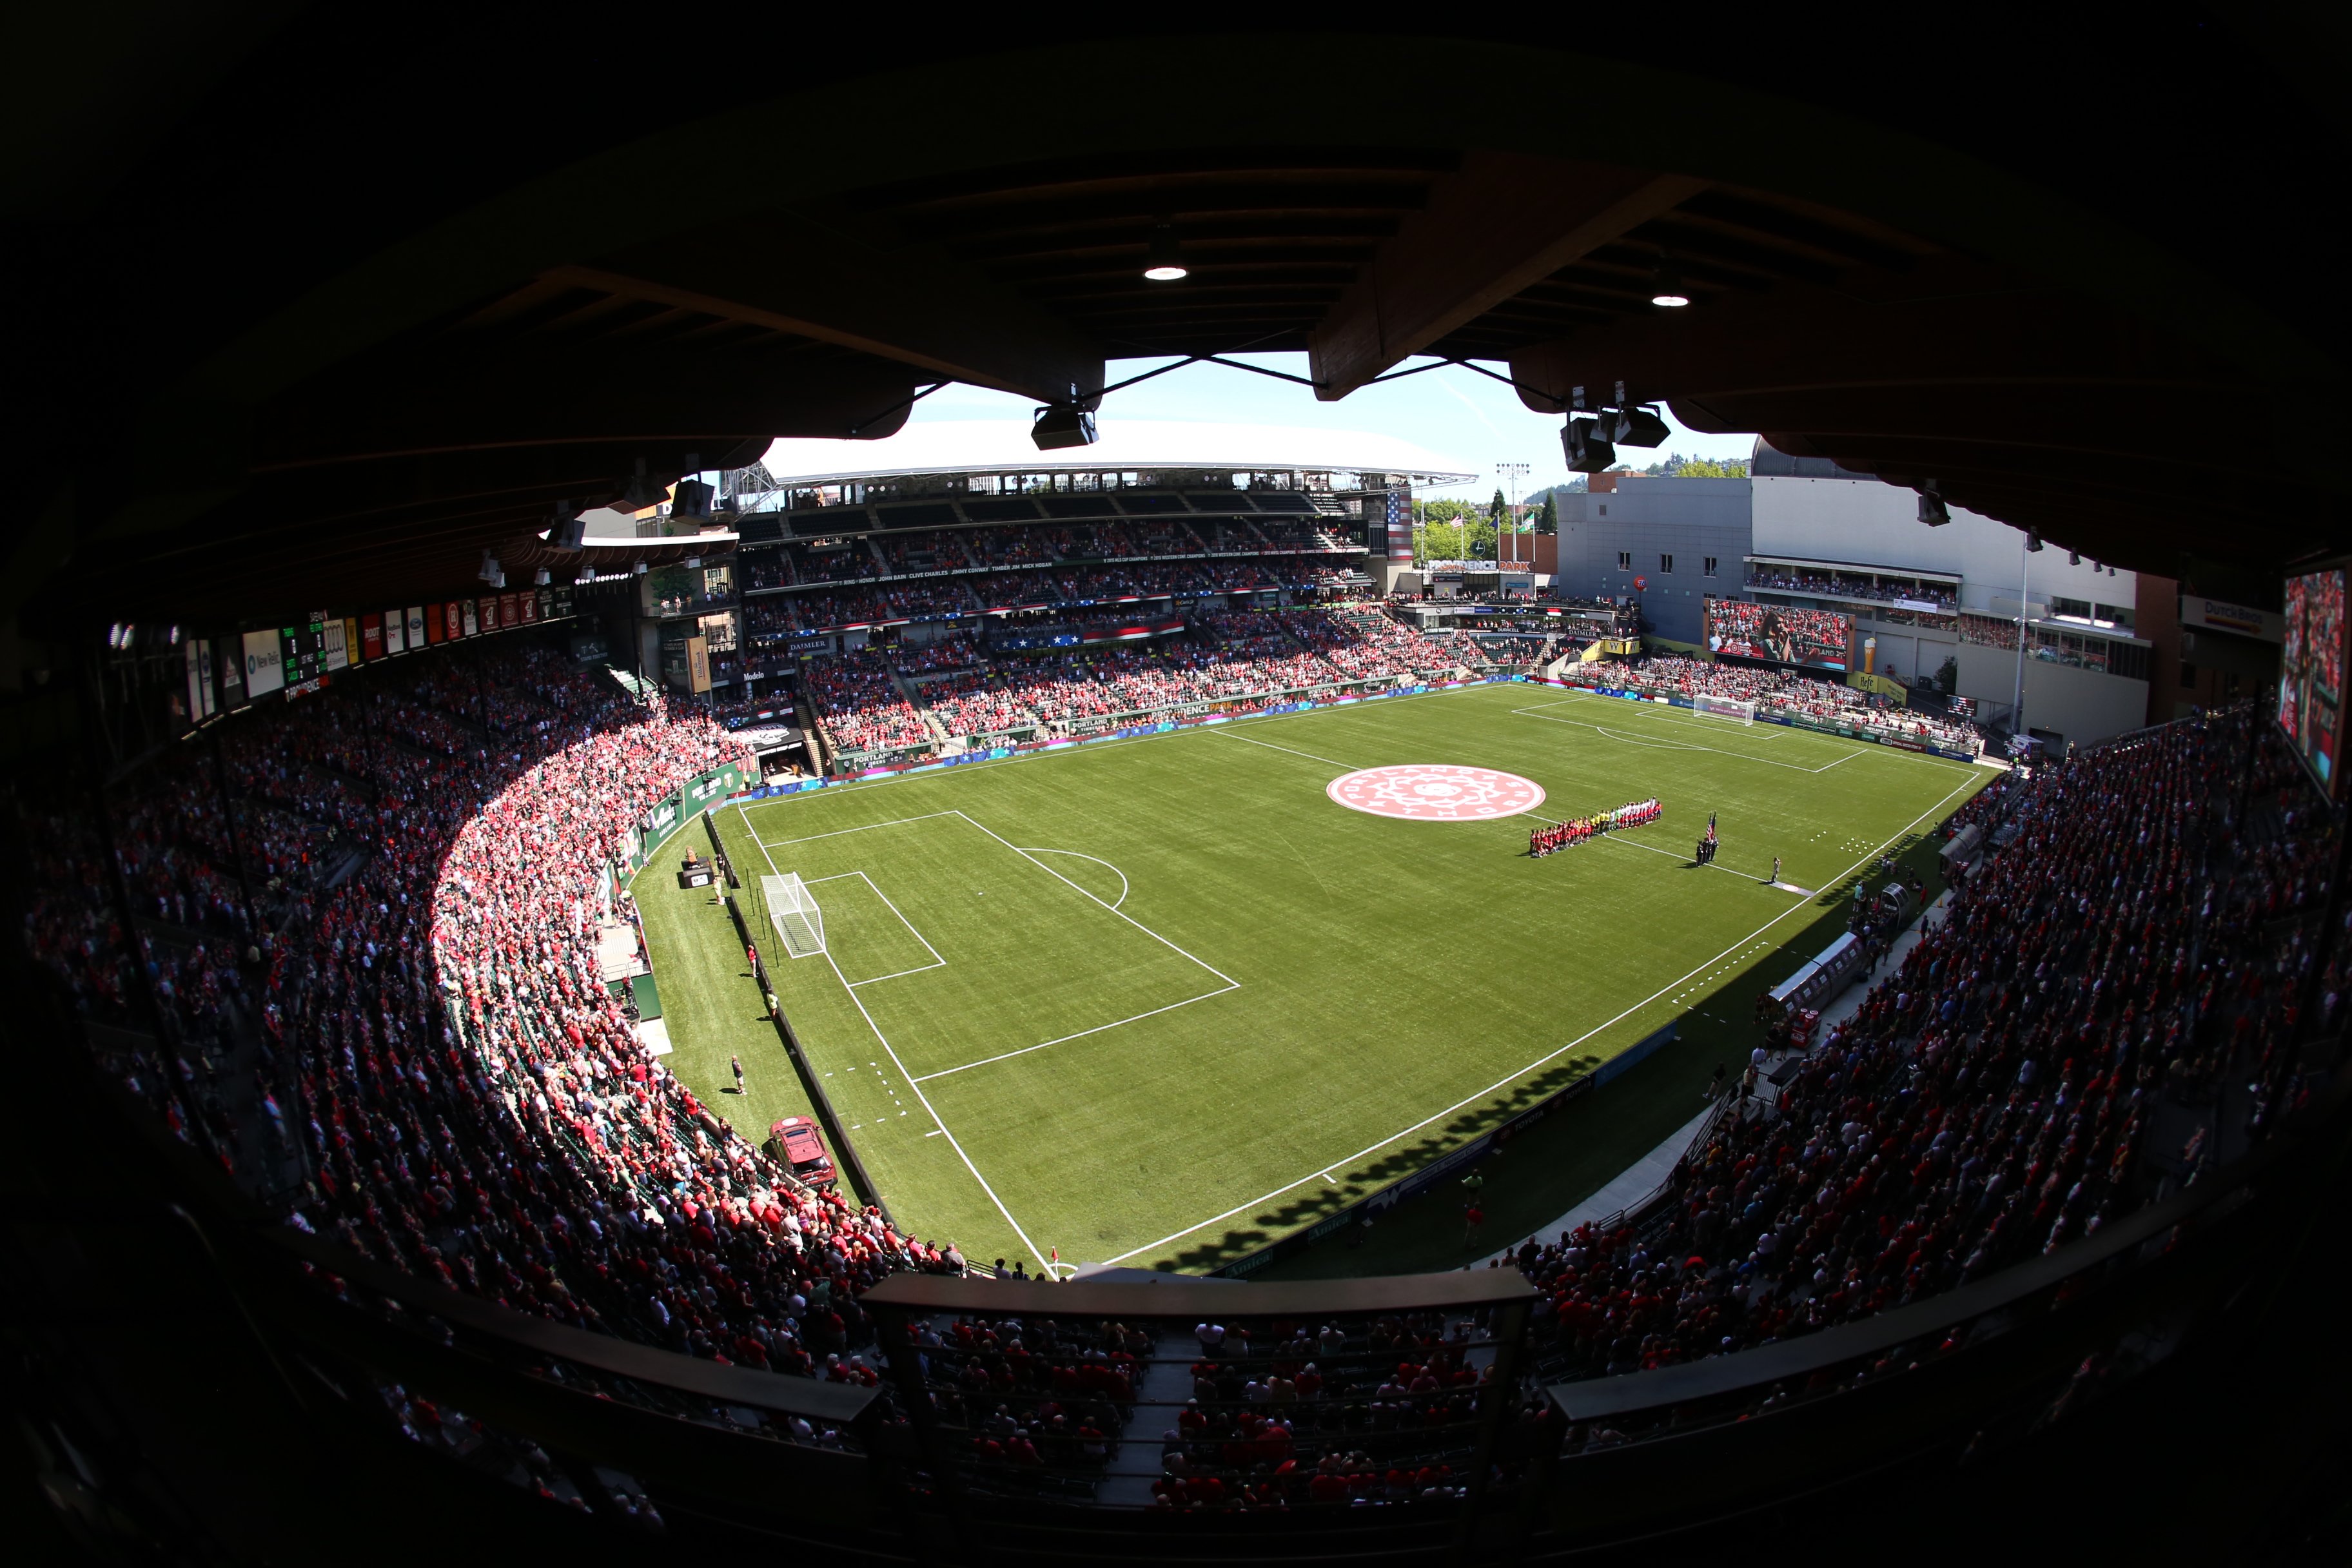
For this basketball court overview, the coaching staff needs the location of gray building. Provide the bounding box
[1552,476,1753,645]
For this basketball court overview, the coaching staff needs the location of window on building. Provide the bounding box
[1617,551,1632,571]
[2095,602,2135,629]
[1703,556,1718,577]
[2180,661,2198,689]
[1598,504,1608,516]
[1660,554,1674,573]
[2050,595,2094,620]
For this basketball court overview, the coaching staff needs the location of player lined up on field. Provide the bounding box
[1531,798,1661,858]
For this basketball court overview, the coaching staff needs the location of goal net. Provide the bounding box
[760,873,825,959]
[1694,694,1757,725]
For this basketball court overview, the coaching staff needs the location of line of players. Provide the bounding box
[1530,797,1661,858]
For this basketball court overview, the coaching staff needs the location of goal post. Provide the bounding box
[1693,694,1757,725]
[760,873,825,959]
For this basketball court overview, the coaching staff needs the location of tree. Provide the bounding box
[1636,452,1750,478]
[1536,493,1558,535]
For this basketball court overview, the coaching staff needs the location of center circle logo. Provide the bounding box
[1326,765,1545,822]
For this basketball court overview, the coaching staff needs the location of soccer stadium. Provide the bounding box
[5,14,2348,1564]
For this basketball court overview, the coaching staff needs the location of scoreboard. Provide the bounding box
[281,611,331,684]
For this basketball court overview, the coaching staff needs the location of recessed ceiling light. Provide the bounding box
[1143,224,1187,282]
[1650,257,1689,308]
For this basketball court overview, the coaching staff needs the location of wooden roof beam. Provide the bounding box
[1308,157,1706,401]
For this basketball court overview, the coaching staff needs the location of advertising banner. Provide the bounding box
[362,614,384,659]
[460,600,479,637]
[242,629,286,697]
[687,634,712,693]
[501,592,520,626]
[323,618,349,671]
[519,591,537,623]
[406,606,426,649]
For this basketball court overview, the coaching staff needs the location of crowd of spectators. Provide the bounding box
[804,649,934,756]
[1605,657,1981,752]
[25,643,959,1407]
[1744,567,1956,611]
[1511,709,2318,1396]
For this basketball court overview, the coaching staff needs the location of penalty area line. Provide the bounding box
[1101,766,1984,1268]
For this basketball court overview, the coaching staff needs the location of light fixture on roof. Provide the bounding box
[1562,417,1614,474]
[2026,531,2044,553]
[683,556,702,570]
[622,457,666,511]
[1032,400,1099,451]
[673,455,713,521]
[1916,480,1950,527]
[478,549,504,586]
[534,567,552,586]
[2069,551,2081,565]
[632,560,649,576]
[1599,398,1671,449]
[1142,224,1188,282]
[548,499,587,551]
[1649,257,1690,308]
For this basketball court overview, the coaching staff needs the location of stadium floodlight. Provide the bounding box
[2026,531,2044,553]
[1606,405,1672,447]
[683,555,701,570]
[673,479,714,521]
[478,549,502,583]
[1917,481,1950,527]
[534,567,551,586]
[1563,417,1615,473]
[1142,224,1188,282]
[761,872,825,959]
[1032,402,1098,450]
[632,560,649,576]
[1694,694,1757,725]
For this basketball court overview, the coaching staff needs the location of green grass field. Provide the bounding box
[631,682,1988,1279]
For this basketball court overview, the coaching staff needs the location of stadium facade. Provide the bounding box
[1551,441,2284,749]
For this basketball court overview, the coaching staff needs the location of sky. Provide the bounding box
[894,353,1759,503]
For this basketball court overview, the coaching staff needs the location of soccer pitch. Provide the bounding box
[674,682,1988,1276]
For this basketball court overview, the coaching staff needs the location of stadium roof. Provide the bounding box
[5,15,2345,635]
[757,420,1477,489]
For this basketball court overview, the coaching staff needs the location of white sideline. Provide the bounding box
[742,820,1059,1276]
[1099,766,1984,1268]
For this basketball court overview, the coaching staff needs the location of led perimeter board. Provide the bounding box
[2280,566,2349,797]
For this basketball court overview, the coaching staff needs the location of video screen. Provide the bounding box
[2280,569,2347,795]
[1707,600,1852,671]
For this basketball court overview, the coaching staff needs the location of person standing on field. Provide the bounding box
[1769,856,1781,885]
[731,1054,746,1095]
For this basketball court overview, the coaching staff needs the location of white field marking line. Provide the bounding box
[842,869,948,980]
[1520,701,1868,776]
[1205,727,1364,772]
[820,945,1055,1277]
[897,810,1243,1082]
[1596,830,1787,887]
[1517,692,1792,744]
[952,812,1240,988]
[1101,765,1984,1267]
[1518,691,1977,778]
[1015,847,1130,911]
[1210,723,1555,825]
[910,983,1239,1083]
[739,680,1504,812]
[752,808,961,850]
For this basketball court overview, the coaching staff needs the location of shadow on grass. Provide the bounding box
[1161,824,1957,1277]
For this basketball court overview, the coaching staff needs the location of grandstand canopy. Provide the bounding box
[756,421,1476,491]
[5,12,2344,640]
